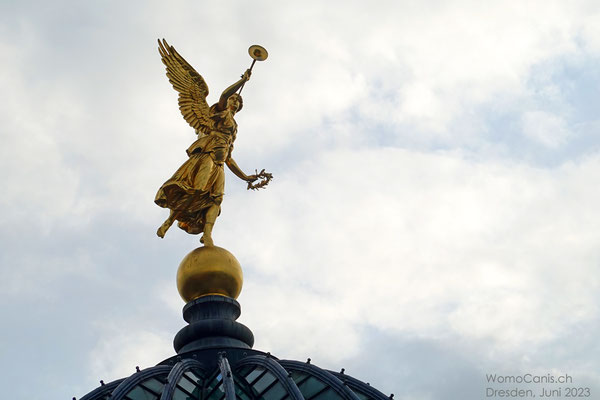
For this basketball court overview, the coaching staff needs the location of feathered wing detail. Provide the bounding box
[158,39,213,134]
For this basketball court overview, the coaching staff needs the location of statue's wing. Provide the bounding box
[158,39,213,134]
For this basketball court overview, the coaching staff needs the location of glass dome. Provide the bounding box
[77,296,392,400]
[79,349,391,400]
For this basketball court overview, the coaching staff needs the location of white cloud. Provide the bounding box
[87,323,173,384]
[521,110,571,147]
[241,280,362,364]
[222,147,600,359]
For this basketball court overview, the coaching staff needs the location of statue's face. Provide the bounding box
[227,96,241,112]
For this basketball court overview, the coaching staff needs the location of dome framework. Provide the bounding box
[79,348,391,400]
[77,295,392,400]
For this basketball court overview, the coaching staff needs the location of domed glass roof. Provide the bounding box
[78,348,391,400]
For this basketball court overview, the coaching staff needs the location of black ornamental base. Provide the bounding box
[173,295,254,354]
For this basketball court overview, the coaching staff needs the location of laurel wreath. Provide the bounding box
[247,169,273,190]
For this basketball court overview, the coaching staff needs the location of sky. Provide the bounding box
[1,1,599,399]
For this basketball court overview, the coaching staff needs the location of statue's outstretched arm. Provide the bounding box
[227,157,273,190]
[217,70,251,110]
[226,157,255,182]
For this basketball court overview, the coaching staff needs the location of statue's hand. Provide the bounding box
[246,169,273,190]
[242,69,252,81]
[246,168,266,182]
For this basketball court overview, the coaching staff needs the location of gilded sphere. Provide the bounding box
[177,246,243,302]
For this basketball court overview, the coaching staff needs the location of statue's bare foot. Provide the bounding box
[200,234,214,246]
[157,221,171,238]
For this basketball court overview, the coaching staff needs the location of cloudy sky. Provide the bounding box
[1,1,599,399]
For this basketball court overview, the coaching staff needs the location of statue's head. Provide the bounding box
[227,94,243,113]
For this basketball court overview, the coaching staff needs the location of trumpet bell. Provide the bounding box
[248,45,268,61]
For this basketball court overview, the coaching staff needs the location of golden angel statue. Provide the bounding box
[154,39,272,246]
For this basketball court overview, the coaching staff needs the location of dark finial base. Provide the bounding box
[173,295,254,354]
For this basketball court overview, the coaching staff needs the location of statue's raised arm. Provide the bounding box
[216,69,251,111]
[154,39,272,246]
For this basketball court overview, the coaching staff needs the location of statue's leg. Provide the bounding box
[200,164,224,246]
[200,204,219,246]
[157,210,176,238]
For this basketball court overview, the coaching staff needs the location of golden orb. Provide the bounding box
[177,246,243,302]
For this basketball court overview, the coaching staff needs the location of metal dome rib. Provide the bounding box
[218,354,236,400]
[109,365,172,400]
[234,355,304,400]
[159,359,207,400]
[328,371,390,400]
[79,378,125,400]
[279,360,362,400]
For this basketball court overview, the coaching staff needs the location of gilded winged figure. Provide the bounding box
[155,39,272,246]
